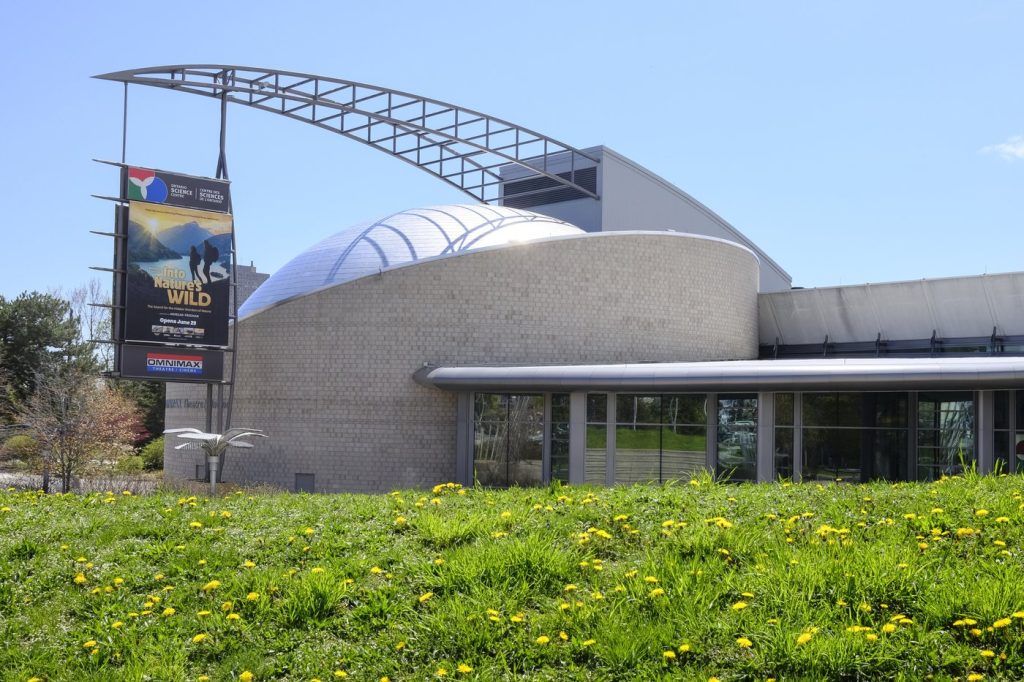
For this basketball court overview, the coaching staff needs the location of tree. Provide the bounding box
[0,291,95,421]
[19,364,142,492]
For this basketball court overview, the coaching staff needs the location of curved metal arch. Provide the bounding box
[95,65,600,204]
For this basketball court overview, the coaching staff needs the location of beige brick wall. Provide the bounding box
[165,232,758,492]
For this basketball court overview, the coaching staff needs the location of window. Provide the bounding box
[585,394,607,485]
[473,394,544,487]
[801,393,908,483]
[717,395,757,481]
[917,392,974,481]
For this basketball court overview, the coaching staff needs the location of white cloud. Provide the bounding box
[981,135,1024,161]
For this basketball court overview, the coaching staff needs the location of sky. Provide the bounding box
[0,1,1021,301]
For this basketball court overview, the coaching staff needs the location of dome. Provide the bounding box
[239,204,585,317]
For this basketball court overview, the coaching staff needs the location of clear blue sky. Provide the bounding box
[0,1,1020,300]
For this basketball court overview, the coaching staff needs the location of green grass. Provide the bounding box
[1,474,1024,681]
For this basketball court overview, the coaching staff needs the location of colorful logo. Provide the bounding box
[127,167,169,203]
[146,353,203,375]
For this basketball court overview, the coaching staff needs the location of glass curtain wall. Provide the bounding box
[585,394,608,485]
[550,394,570,483]
[801,393,908,482]
[613,394,707,484]
[917,392,974,481]
[717,395,757,481]
[1016,391,1024,474]
[473,394,544,487]
[995,391,1010,474]
[774,393,795,479]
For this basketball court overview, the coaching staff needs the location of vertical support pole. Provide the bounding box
[121,82,128,164]
[455,392,473,486]
[605,392,616,487]
[542,393,552,485]
[568,392,586,485]
[706,393,718,475]
[756,392,775,483]
[977,390,994,475]
[908,392,919,481]
[793,393,804,482]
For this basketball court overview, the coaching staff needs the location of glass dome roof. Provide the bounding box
[239,204,585,317]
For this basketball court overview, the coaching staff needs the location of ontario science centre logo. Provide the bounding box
[146,353,203,375]
[127,168,169,203]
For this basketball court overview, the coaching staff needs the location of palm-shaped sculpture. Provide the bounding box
[165,427,266,493]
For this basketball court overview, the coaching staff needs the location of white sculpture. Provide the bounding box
[164,428,266,494]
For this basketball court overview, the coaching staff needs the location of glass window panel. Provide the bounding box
[775,393,794,426]
[663,395,707,426]
[994,430,1010,475]
[916,392,974,481]
[616,394,661,424]
[834,393,863,427]
[717,395,757,481]
[474,393,506,421]
[474,420,507,487]
[994,391,1009,430]
[1015,433,1024,474]
[875,393,909,428]
[551,393,570,423]
[587,394,607,423]
[661,425,707,481]
[774,427,793,479]
[1017,391,1024,427]
[585,425,607,485]
[803,393,835,427]
[802,427,863,482]
[615,429,662,484]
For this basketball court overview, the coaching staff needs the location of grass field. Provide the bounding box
[1,474,1024,681]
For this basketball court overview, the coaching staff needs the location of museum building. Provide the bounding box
[154,75,1024,493]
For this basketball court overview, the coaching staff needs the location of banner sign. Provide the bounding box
[123,200,233,347]
[124,166,231,213]
[120,344,224,382]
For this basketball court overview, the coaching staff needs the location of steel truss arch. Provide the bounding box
[95,65,600,204]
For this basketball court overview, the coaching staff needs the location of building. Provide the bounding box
[148,68,1023,492]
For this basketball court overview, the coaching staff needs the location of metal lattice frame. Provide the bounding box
[95,65,600,204]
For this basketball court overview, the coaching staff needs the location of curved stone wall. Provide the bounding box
[165,232,758,492]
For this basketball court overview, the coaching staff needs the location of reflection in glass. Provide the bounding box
[775,427,793,479]
[586,424,607,485]
[550,394,570,483]
[473,394,544,487]
[612,394,707,484]
[717,395,757,481]
[916,392,974,481]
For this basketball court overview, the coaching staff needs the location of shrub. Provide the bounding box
[2,434,40,464]
[140,436,164,471]
[115,455,145,473]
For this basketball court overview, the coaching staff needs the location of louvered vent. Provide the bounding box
[501,167,598,208]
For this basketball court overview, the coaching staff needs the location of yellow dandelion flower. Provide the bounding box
[648,588,665,598]
[732,601,748,610]
[394,516,407,526]
[1012,611,1024,619]
[559,631,569,641]
[83,640,97,648]
[192,633,208,643]
[202,580,221,592]
[993,618,1011,628]
[310,567,325,574]
[240,673,254,682]
[198,610,211,617]
[227,613,241,621]
[435,668,447,677]
[511,612,524,622]
[968,674,984,681]
[881,623,897,634]
[980,650,996,658]
[111,621,124,629]
[73,573,87,585]
[189,521,203,529]
[536,635,550,645]
[243,560,256,568]
[162,607,175,617]
[370,566,384,574]
[419,591,434,603]
[334,672,349,678]
[996,516,1010,523]
[583,639,596,647]
[456,663,473,673]
[736,637,752,648]
[976,509,990,517]
[796,632,813,645]
[644,576,659,583]
[564,584,577,592]
[113,577,124,585]
[663,649,676,659]
[865,633,878,641]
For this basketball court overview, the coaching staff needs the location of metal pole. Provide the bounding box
[121,83,128,164]
[215,76,241,432]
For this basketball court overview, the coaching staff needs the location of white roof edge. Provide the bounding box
[415,356,1024,392]
[763,268,1024,294]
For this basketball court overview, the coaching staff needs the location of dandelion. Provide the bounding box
[536,635,550,645]
[83,640,97,648]
[419,592,434,603]
[976,509,990,517]
[968,675,984,681]
[648,588,665,598]
[559,631,569,641]
[201,580,221,592]
[980,650,996,658]
[198,610,211,617]
[240,673,254,682]
[644,576,659,584]
[394,516,407,526]
[796,631,813,645]
[192,633,208,643]
[246,591,259,601]
[732,601,748,611]
[881,623,897,634]
[310,567,325,574]
[510,612,524,623]
[221,601,233,611]
[993,618,1012,628]
[243,560,256,568]
[73,573,87,585]
[456,663,473,673]
[227,613,241,621]
[190,521,203,529]
[111,621,124,629]
[736,637,752,648]
[113,577,124,585]
[435,668,447,677]
[583,639,596,647]
[663,650,676,659]
[564,584,577,592]
[865,633,878,641]
[370,566,384,574]
[334,672,349,678]
[162,607,175,617]
[996,517,1010,523]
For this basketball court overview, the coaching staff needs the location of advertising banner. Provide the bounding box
[123,201,233,347]
[124,166,231,213]
[120,344,224,382]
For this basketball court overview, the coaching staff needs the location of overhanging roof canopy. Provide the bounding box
[414,357,1024,393]
[95,65,600,204]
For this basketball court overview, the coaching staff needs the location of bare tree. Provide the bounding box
[53,278,113,372]
[19,366,142,492]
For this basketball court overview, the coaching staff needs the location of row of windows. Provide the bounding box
[473,391,1024,486]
